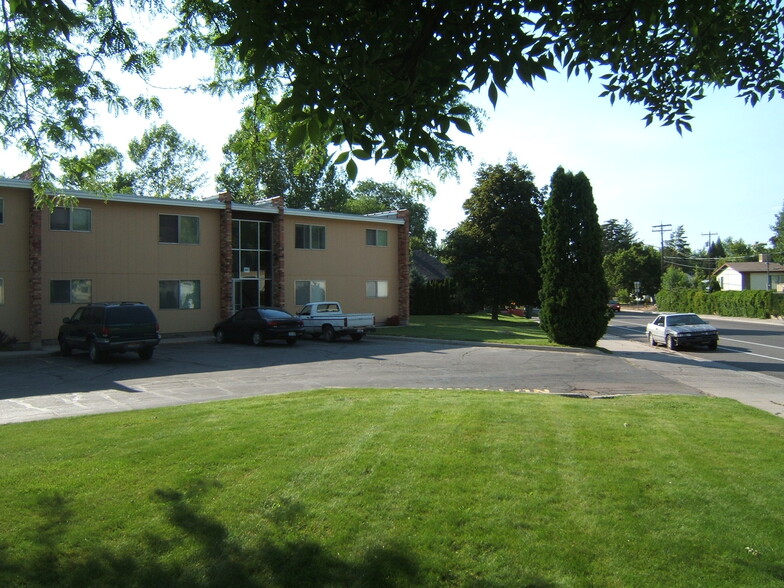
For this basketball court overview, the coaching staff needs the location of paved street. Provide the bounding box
[1,323,783,424]
[608,310,784,379]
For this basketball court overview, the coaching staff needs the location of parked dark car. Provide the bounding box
[213,307,305,346]
[58,301,161,362]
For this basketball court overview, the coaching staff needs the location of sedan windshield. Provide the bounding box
[669,315,705,326]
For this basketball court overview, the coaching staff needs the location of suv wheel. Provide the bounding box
[138,347,154,360]
[58,336,72,357]
[88,340,103,363]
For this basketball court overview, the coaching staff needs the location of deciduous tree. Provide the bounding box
[539,167,610,346]
[127,123,208,199]
[603,243,661,300]
[4,1,784,203]
[443,160,543,319]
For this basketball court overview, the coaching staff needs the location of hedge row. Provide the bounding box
[656,289,784,319]
[410,279,462,315]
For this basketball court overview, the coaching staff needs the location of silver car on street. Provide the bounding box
[646,312,719,351]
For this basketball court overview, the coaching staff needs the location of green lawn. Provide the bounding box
[2,390,783,587]
[380,313,558,346]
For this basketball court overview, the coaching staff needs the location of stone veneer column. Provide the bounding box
[396,209,410,325]
[218,192,233,319]
[271,196,285,308]
[28,195,43,349]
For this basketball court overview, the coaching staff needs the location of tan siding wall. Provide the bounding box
[40,200,222,339]
[1,185,406,343]
[285,217,399,321]
[0,189,31,341]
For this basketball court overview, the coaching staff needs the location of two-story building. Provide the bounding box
[0,178,410,348]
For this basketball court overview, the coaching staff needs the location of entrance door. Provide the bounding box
[233,279,260,312]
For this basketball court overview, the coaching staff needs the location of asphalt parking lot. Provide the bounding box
[1,333,782,424]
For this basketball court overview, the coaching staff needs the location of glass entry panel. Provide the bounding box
[232,279,272,312]
[232,219,273,309]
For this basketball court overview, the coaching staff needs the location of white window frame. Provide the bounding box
[295,224,326,250]
[159,214,200,244]
[50,279,92,304]
[366,229,388,247]
[50,207,92,232]
[366,280,389,298]
[295,280,326,305]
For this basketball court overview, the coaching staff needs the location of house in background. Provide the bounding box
[712,257,784,292]
[0,178,410,348]
[411,249,451,283]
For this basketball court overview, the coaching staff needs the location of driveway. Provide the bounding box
[0,332,782,424]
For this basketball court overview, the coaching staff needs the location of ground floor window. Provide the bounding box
[295,280,326,305]
[50,279,92,304]
[366,280,388,298]
[159,280,201,309]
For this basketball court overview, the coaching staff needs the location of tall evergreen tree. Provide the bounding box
[539,167,610,346]
[663,225,692,268]
[601,218,637,256]
[770,202,784,263]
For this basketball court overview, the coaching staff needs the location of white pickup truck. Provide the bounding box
[297,301,375,342]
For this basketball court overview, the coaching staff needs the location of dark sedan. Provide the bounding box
[213,307,305,346]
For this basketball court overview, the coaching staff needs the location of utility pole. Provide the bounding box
[703,230,716,273]
[652,223,672,272]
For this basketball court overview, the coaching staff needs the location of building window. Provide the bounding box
[159,214,200,244]
[50,279,92,303]
[295,280,326,305]
[366,280,388,298]
[295,224,326,249]
[51,207,92,232]
[366,229,388,247]
[159,280,201,309]
[0,198,4,224]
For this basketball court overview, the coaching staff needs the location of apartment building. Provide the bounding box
[0,178,409,347]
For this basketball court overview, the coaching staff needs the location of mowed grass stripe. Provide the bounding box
[1,390,782,587]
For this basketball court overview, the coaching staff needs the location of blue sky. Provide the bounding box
[3,55,783,252]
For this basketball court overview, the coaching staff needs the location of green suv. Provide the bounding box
[58,302,161,362]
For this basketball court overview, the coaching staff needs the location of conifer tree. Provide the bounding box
[539,167,610,346]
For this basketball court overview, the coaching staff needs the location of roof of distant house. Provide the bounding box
[713,261,784,276]
[412,250,450,281]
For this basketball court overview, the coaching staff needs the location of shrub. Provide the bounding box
[0,330,18,350]
[656,289,784,319]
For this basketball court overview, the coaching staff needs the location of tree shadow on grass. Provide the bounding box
[1,483,424,588]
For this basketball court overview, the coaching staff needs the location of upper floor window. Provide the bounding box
[159,214,200,244]
[50,279,92,304]
[366,229,388,247]
[366,280,388,298]
[51,207,91,232]
[295,224,326,250]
